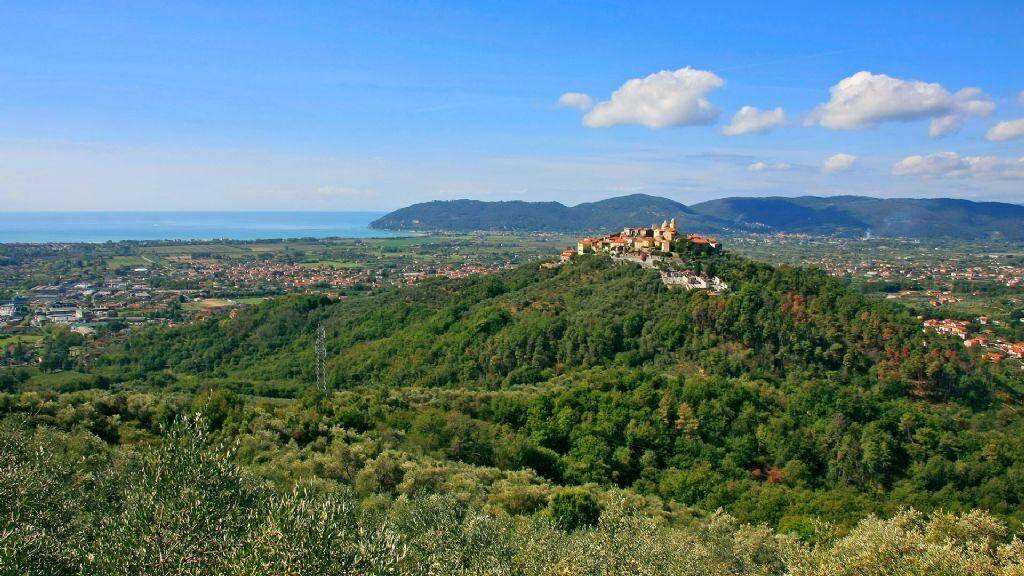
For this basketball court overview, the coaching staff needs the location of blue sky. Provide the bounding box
[1,1,1022,210]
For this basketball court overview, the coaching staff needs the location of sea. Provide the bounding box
[0,211,406,243]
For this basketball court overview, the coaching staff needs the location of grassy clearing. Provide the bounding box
[22,369,96,391]
[106,256,149,269]
[0,334,43,347]
[235,297,269,305]
[181,298,236,311]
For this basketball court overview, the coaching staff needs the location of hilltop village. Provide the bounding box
[576,218,719,255]
[561,223,1024,368]
[559,219,728,294]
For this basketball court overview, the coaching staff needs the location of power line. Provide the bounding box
[315,322,327,392]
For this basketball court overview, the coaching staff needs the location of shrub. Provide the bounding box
[548,488,601,531]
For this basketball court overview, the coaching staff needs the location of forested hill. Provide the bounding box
[369,194,727,234]
[370,193,1024,239]
[95,249,1024,526]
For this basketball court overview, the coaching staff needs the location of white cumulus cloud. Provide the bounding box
[810,71,993,137]
[747,161,791,172]
[557,92,594,111]
[892,152,1024,179]
[581,67,724,129]
[985,118,1024,142]
[723,106,785,136]
[822,153,857,173]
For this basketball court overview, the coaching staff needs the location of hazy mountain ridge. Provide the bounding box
[371,194,1024,239]
[370,194,728,234]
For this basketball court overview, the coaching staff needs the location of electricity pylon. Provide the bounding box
[315,323,327,392]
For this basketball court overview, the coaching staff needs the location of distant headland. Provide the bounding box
[370,194,1024,240]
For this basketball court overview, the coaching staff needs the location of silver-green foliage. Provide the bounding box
[3,417,1024,576]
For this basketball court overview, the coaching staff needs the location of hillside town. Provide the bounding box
[0,238,536,367]
[565,225,1024,369]
[575,218,720,255]
[732,234,1024,369]
[922,317,1024,364]
[0,257,521,364]
[567,219,728,294]
[732,234,1024,289]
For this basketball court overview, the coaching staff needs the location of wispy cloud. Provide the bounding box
[748,161,791,172]
[557,92,594,110]
[892,152,1024,179]
[985,118,1024,142]
[822,153,857,173]
[723,106,786,136]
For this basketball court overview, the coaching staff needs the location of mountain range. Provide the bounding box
[370,194,1024,240]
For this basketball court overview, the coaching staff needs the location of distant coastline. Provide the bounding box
[0,211,407,243]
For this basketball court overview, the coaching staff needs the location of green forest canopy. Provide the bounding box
[6,417,1024,575]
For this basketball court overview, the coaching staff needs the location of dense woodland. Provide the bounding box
[5,248,1024,572]
[6,417,1024,575]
